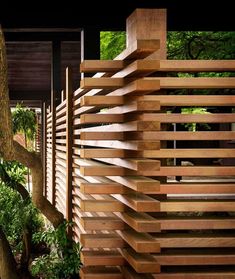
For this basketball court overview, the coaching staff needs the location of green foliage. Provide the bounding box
[31,221,82,279]
[0,159,43,253]
[181,108,211,131]
[0,181,43,253]
[167,31,235,60]
[100,31,126,60]
[1,160,27,185]
[12,103,36,147]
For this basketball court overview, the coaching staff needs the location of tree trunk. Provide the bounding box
[0,227,20,279]
[0,25,64,278]
[0,27,64,226]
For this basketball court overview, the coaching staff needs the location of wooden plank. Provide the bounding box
[77,139,160,151]
[160,200,235,212]
[80,165,124,176]
[159,77,235,89]
[80,200,125,212]
[115,211,161,232]
[125,113,235,123]
[80,114,124,124]
[126,131,235,141]
[81,216,125,230]
[153,249,235,265]
[108,79,160,96]
[80,233,124,248]
[80,60,124,72]
[121,248,160,273]
[117,229,160,253]
[106,100,161,114]
[152,166,235,176]
[154,95,235,106]
[159,183,235,194]
[80,149,124,159]
[115,39,160,60]
[80,77,124,89]
[107,176,160,193]
[78,120,160,132]
[81,95,123,107]
[153,233,235,248]
[81,250,124,266]
[151,271,235,279]
[143,149,235,158]
[80,96,160,113]
[95,158,160,172]
[160,217,235,230]
[80,181,127,194]
[114,59,160,78]
[159,59,235,72]
[80,132,124,140]
[113,193,160,212]
[80,131,235,141]
[80,266,123,279]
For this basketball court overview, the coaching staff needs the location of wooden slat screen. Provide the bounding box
[45,8,235,279]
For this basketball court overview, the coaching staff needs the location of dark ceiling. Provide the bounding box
[2,0,235,106]
[1,1,235,30]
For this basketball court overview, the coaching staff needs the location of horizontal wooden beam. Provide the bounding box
[115,39,160,60]
[143,149,235,158]
[159,60,235,72]
[80,266,123,279]
[121,248,160,273]
[153,233,235,248]
[159,183,235,194]
[80,131,235,141]
[115,211,161,232]
[80,60,125,72]
[155,95,235,106]
[160,200,235,212]
[117,229,160,253]
[159,77,235,89]
[80,216,125,230]
[80,77,124,89]
[153,166,235,176]
[80,60,235,74]
[80,233,124,248]
[81,250,124,266]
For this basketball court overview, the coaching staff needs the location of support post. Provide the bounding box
[42,101,47,197]
[51,40,61,205]
[66,68,73,235]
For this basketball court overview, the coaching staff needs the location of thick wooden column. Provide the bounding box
[126,9,167,59]
[51,40,61,205]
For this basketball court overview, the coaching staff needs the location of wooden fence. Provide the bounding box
[45,9,235,279]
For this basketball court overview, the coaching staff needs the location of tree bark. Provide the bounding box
[0,27,64,227]
[0,227,20,279]
[0,24,64,279]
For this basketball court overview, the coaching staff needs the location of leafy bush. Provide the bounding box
[31,221,82,279]
[1,160,27,185]
[0,181,43,254]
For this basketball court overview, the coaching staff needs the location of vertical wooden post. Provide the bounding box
[42,101,47,197]
[66,67,73,233]
[51,40,61,205]
[126,9,167,59]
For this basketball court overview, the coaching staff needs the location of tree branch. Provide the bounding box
[0,227,19,279]
[0,27,64,228]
